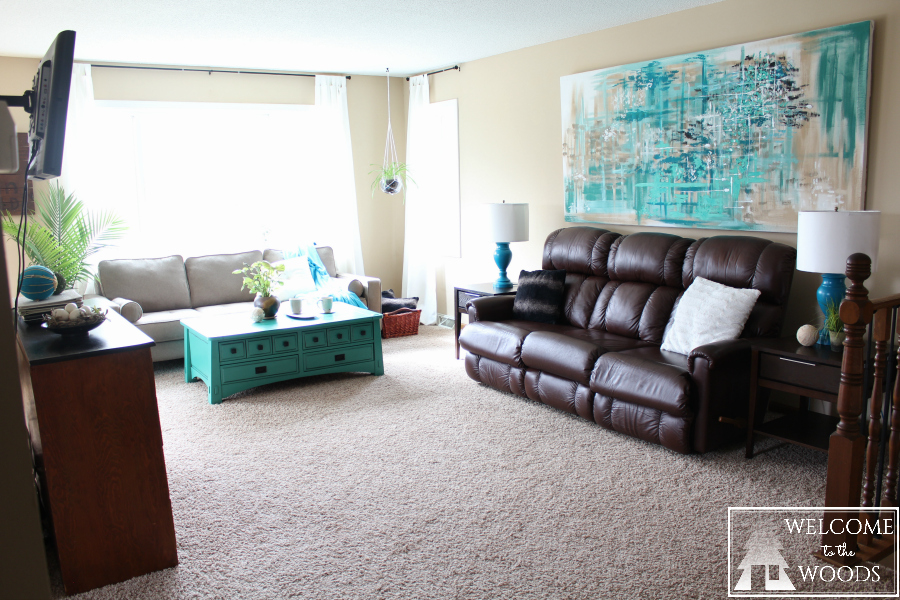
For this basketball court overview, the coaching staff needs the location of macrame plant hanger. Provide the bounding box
[380,68,402,195]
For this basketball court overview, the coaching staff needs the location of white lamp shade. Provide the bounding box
[796,210,880,273]
[486,203,529,243]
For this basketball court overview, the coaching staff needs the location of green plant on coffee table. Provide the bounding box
[1,182,127,289]
[824,300,844,333]
[233,261,285,298]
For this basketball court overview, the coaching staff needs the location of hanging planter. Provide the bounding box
[371,68,415,198]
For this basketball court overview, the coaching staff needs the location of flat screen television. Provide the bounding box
[27,30,76,180]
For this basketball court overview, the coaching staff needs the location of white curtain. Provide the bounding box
[59,63,96,203]
[402,75,437,325]
[315,75,364,275]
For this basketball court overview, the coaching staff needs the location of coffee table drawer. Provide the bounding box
[247,337,272,357]
[273,333,298,353]
[303,331,326,349]
[327,327,350,346]
[221,356,299,384]
[304,345,374,371]
[220,341,246,361]
[351,323,375,342]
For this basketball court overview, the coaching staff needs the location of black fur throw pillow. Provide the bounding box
[512,269,567,324]
[382,289,396,298]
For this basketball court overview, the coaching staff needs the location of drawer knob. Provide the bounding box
[313,336,319,343]
[257,344,264,351]
[283,341,289,347]
[231,348,237,354]
[778,357,816,367]
[337,333,343,339]
[255,366,267,374]
[335,353,345,361]
[360,330,366,336]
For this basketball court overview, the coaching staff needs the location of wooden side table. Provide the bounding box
[16,310,178,594]
[746,338,843,458]
[454,283,517,359]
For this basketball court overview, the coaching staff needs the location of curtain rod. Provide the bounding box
[91,64,351,79]
[406,65,459,81]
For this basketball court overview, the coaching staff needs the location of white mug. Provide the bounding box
[290,297,303,314]
[318,296,334,313]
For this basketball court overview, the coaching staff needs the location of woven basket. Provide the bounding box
[382,307,421,338]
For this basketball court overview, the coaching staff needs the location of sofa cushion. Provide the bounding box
[521,331,604,386]
[185,250,262,308]
[608,232,693,287]
[193,302,256,316]
[512,269,566,324]
[661,277,760,355]
[458,321,530,367]
[542,227,620,277]
[98,255,191,313]
[589,353,692,417]
[502,320,652,353]
[135,308,202,343]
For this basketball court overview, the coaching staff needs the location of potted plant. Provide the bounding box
[825,300,844,351]
[233,261,285,319]
[370,162,416,198]
[2,182,127,293]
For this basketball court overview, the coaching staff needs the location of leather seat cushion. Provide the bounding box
[521,331,604,386]
[590,353,692,417]
[458,322,530,367]
[502,320,654,352]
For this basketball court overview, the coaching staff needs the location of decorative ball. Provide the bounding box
[65,303,79,314]
[19,265,57,301]
[797,324,818,347]
[53,271,66,295]
[250,307,265,322]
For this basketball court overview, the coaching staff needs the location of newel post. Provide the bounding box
[822,253,874,562]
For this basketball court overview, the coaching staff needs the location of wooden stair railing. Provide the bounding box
[821,253,900,565]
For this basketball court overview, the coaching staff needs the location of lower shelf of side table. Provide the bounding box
[755,411,840,453]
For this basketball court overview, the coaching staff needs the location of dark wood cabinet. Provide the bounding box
[454,283,518,359]
[746,338,843,458]
[16,310,177,595]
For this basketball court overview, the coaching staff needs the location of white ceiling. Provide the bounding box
[2,0,725,76]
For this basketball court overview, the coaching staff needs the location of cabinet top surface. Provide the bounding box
[455,283,518,296]
[182,302,381,339]
[17,309,155,366]
[751,337,843,367]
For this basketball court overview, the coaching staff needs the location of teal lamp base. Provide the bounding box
[816,273,846,347]
[493,242,513,290]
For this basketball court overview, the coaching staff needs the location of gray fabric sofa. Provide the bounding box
[87,246,381,362]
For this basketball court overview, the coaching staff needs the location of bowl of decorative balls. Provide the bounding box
[42,303,108,335]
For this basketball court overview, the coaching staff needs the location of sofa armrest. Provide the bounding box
[688,338,755,453]
[84,294,144,323]
[467,295,515,322]
[336,273,381,314]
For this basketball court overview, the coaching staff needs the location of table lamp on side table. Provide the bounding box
[485,201,529,291]
[797,209,880,347]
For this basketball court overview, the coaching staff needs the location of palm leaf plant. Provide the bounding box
[2,182,127,288]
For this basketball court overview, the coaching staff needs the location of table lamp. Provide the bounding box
[796,209,880,346]
[486,201,529,290]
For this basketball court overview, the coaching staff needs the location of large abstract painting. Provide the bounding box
[560,21,872,232]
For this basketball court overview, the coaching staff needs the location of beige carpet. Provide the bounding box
[54,326,887,599]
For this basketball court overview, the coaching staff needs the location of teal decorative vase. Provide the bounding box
[254,294,280,319]
[19,265,57,300]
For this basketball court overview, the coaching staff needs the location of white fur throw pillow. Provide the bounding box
[660,277,761,355]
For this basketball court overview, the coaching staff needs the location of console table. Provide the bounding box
[745,338,843,458]
[454,283,517,359]
[16,310,177,595]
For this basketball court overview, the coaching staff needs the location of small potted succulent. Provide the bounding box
[233,261,285,319]
[824,300,844,351]
[370,162,415,198]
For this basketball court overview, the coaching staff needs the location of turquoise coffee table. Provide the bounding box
[182,303,384,404]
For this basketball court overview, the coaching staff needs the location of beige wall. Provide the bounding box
[431,0,900,334]
[1,61,408,296]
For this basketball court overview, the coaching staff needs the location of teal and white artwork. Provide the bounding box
[560,21,872,232]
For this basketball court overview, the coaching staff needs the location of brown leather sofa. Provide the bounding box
[459,226,796,454]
